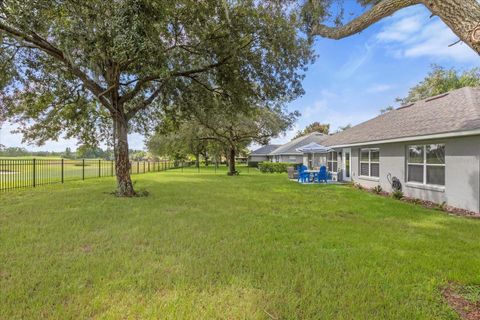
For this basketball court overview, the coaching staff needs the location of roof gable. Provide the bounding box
[270,132,329,155]
[250,144,281,155]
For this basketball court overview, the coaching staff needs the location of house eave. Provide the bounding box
[269,152,302,156]
[329,129,480,148]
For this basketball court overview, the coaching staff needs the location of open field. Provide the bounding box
[1,170,480,319]
[0,158,178,190]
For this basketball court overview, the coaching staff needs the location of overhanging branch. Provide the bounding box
[311,0,421,39]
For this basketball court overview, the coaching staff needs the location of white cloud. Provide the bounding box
[376,15,423,42]
[336,42,374,79]
[376,6,479,63]
[366,84,394,93]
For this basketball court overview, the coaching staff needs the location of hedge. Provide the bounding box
[258,162,296,173]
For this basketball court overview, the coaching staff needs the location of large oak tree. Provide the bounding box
[0,0,313,195]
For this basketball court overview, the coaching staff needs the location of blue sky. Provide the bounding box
[0,4,479,152]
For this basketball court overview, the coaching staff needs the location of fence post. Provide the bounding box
[33,158,36,187]
[111,160,114,176]
[82,159,85,180]
[98,159,101,177]
[61,158,64,183]
[143,161,146,173]
[148,161,150,172]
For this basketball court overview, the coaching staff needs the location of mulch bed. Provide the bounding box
[442,283,480,320]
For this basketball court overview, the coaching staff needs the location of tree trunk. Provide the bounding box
[195,153,200,168]
[427,0,480,55]
[113,116,135,196]
[228,147,237,176]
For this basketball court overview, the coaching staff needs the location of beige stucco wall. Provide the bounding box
[344,135,480,212]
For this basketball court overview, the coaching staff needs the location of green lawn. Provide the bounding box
[1,170,479,319]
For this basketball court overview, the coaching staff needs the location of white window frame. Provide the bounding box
[407,144,445,187]
[359,148,380,178]
[327,151,338,173]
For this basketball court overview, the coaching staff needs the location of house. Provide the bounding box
[269,132,329,164]
[314,87,480,213]
[248,144,281,163]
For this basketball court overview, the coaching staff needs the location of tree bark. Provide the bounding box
[426,0,480,55]
[227,147,237,176]
[311,0,480,55]
[113,116,135,196]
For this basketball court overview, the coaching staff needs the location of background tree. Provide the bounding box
[0,0,313,196]
[379,65,480,113]
[62,147,73,159]
[304,0,480,54]
[398,65,480,104]
[380,106,394,114]
[336,124,352,132]
[148,120,213,167]
[293,122,330,139]
[76,145,113,159]
[192,105,297,176]
[155,83,299,176]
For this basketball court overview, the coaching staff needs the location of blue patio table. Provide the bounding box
[303,169,317,182]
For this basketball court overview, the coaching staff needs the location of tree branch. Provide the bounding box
[0,21,114,112]
[311,0,421,39]
[126,85,163,119]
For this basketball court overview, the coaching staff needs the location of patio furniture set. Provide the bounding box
[297,165,331,184]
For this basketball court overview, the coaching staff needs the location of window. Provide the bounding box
[407,144,445,186]
[288,156,297,163]
[327,151,338,172]
[359,148,380,178]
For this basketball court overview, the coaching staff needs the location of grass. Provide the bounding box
[1,169,480,319]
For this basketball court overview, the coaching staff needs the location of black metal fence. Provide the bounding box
[0,159,176,191]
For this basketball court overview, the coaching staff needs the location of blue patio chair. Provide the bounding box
[315,166,328,183]
[297,165,309,183]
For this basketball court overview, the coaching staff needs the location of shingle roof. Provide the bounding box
[250,144,281,155]
[323,87,480,147]
[270,132,329,155]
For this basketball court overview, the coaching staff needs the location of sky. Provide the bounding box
[0,3,479,152]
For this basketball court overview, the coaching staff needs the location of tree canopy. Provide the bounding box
[0,0,314,195]
[150,84,298,175]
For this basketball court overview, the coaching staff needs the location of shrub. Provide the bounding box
[372,185,383,194]
[258,162,291,173]
[392,189,404,200]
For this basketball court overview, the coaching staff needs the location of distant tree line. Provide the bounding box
[0,145,150,161]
